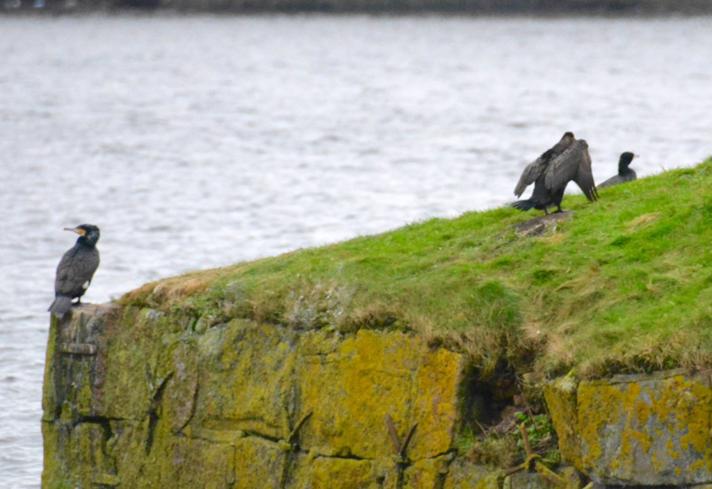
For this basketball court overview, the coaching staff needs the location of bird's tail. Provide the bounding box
[512,199,535,211]
[49,296,72,319]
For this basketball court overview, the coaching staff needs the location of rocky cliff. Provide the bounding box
[43,304,491,488]
[43,160,712,487]
[43,304,712,488]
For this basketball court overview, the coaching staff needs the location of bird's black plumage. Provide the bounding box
[599,152,636,188]
[513,132,576,199]
[49,224,101,319]
[512,133,598,214]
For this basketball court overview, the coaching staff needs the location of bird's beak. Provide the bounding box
[64,227,86,236]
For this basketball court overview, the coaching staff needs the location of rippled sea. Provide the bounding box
[0,13,711,487]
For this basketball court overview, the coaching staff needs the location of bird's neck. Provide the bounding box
[76,237,96,249]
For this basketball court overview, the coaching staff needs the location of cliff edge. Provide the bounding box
[43,159,712,488]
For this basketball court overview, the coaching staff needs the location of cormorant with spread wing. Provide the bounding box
[512,133,598,214]
[599,152,636,188]
[49,224,101,319]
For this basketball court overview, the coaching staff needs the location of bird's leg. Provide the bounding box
[555,204,563,214]
[544,207,550,216]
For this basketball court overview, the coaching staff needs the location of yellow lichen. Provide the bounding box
[572,373,712,482]
[298,329,463,460]
[45,300,712,488]
[544,377,581,467]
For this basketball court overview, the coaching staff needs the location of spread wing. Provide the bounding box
[514,136,575,197]
[544,140,599,202]
[55,247,100,296]
[514,157,547,197]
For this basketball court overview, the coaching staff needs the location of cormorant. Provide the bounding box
[512,133,598,214]
[49,224,101,319]
[598,152,636,188]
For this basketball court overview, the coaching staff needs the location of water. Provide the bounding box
[0,13,711,487]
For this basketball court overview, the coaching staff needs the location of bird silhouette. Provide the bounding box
[599,152,636,188]
[49,224,100,319]
[513,133,598,214]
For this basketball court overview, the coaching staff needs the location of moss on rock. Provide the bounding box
[42,306,485,488]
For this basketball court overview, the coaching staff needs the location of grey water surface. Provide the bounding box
[0,14,711,487]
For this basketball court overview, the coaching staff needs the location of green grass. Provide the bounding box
[122,159,712,379]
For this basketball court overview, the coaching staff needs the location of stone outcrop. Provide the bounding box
[42,304,495,488]
[43,303,712,488]
[545,370,712,486]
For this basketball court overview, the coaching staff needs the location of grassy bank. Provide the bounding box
[122,159,712,379]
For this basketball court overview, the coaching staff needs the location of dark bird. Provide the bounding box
[49,224,101,319]
[513,133,599,214]
[598,152,637,188]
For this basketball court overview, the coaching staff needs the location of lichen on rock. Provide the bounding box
[44,302,712,488]
[546,370,712,485]
[42,304,503,488]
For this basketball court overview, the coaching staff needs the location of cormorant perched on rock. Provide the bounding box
[512,133,598,214]
[599,152,636,188]
[49,224,100,319]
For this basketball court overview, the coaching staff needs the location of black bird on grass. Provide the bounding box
[599,152,637,188]
[49,224,100,319]
[512,133,598,214]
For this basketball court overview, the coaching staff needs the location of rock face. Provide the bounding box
[545,371,712,486]
[42,304,494,488]
[43,303,712,488]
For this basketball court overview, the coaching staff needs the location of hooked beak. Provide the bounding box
[64,227,86,236]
